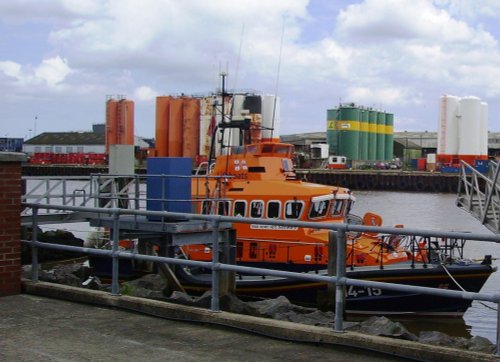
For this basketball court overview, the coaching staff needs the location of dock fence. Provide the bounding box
[21,202,500,356]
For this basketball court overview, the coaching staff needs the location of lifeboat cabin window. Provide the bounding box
[282,159,293,172]
[274,144,292,155]
[231,146,244,154]
[267,201,281,219]
[250,200,264,218]
[285,200,303,219]
[309,200,329,219]
[331,200,344,216]
[262,144,273,153]
[201,200,214,214]
[246,145,257,154]
[218,201,230,215]
[234,200,247,217]
[345,199,353,215]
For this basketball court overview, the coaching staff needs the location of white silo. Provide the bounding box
[458,96,482,156]
[261,95,280,141]
[227,94,245,147]
[480,102,489,156]
[199,97,213,157]
[437,95,460,155]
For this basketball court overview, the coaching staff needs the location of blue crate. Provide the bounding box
[146,157,192,220]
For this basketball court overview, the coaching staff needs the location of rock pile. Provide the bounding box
[23,267,497,354]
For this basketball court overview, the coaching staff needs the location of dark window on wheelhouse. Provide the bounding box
[308,200,329,219]
[285,200,303,219]
[218,201,230,215]
[267,201,280,219]
[346,200,353,215]
[331,200,344,216]
[236,242,243,259]
[202,201,214,214]
[234,200,246,217]
[249,242,259,259]
[250,200,264,218]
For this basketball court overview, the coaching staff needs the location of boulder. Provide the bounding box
[247,296,315,317]
[418,331,470,349]
[467,335,496,353]
[22,228,85,264]
[347,316,417,341]
[120,274,168,299]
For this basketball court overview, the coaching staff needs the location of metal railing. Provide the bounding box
[21,202,500,356]
[457,160,500,234]
[21,174,229,224]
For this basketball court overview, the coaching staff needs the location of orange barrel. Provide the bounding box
[155,96,171,157]
[182,98,200,159]
[168,97,183,157]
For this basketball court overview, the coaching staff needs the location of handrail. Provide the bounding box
[457,160,500,234]
[21,201,500,356]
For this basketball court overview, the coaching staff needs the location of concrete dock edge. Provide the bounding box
[21,279,496,362]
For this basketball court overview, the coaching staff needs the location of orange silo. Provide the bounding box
[155,96,171,157]
[105,98,118,154]
[122,99,135,145]
[182,98,200,159]
[116,99,134,145]
[168,97,183,157]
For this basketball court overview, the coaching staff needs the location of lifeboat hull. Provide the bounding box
[175,262,494,316]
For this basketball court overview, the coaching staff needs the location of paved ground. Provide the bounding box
[0,294,405,362]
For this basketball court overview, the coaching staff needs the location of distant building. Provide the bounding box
[23,132,105,155]
[23,125,151,157]
[281,131,500,163]
[0,138,24,152]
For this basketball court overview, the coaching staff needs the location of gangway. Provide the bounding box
[456,160,500,233]
[21,175,142,225]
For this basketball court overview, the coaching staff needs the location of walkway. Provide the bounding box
[1,294,402,362]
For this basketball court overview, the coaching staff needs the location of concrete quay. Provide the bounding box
[0,280,495,362]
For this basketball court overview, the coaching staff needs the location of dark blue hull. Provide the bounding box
[177,263,494,315]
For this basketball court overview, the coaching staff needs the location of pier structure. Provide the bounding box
[299,169,460,192]
[9,171,500,359]
[21,165,461,192]
[457,160,500,233]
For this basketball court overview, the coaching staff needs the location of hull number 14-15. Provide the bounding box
[347,285,383,297]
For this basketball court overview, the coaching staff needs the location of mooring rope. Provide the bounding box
[441,262,497,312]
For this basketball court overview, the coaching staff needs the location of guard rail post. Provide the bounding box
[334,228,347,332]
[111,209,121,296]
[327,231,337,309]
[211,219,221,312]
[496,298,500,357]
[31,206,39,282]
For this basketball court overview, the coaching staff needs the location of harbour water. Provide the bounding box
[32,182,499,343]
[351,191,500,342]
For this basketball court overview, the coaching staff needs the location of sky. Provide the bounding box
[1,0,500,139]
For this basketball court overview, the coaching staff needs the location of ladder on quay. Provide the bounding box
[457,160,500,233]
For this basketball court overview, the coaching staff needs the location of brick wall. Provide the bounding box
[0,153,26,296]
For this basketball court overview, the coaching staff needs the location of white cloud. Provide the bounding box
[337,0,495,46]
[0,61,22,79]
[434,0,500,20]
[346,86,422,107]
[34,56,72,87]
[2,0,500,137]
[133,85,158,102]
